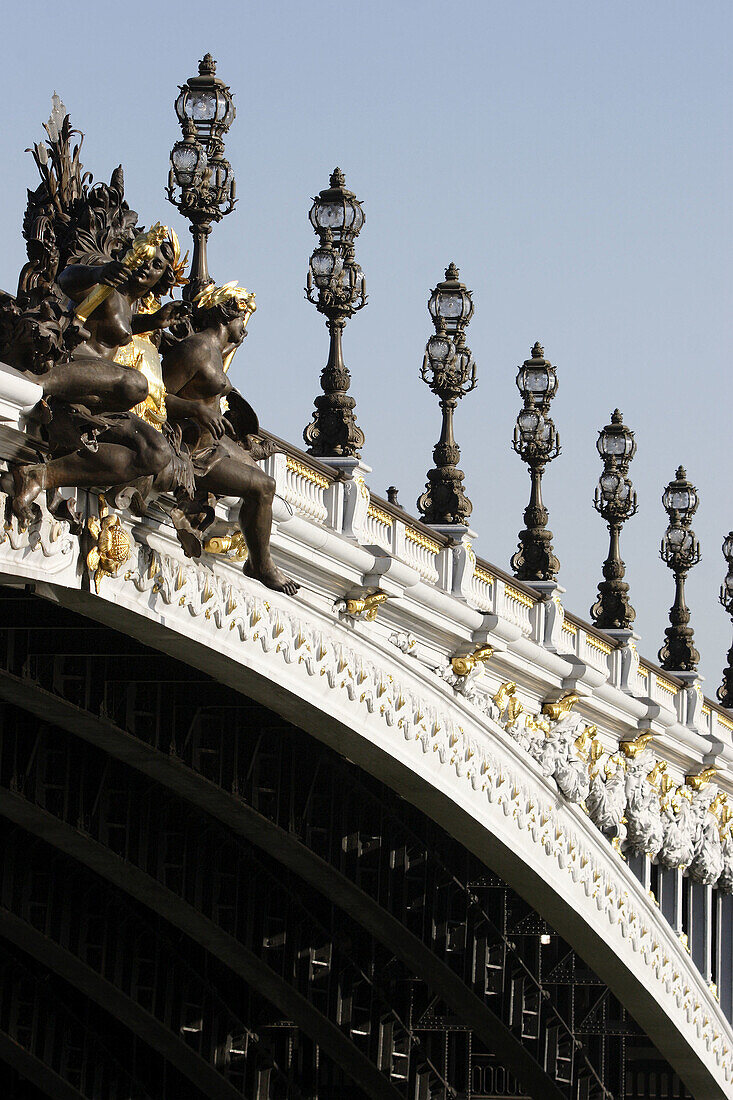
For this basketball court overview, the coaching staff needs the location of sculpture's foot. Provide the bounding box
[170,507,204,559]
[243,557,300,596]
[11,465,44,528]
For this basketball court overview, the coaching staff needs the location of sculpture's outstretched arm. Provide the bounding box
[165,393,227,439]
[132,301,189,335]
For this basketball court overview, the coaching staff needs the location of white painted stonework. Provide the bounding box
[0,367,732,1097]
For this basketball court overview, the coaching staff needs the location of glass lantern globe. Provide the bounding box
[518,405,542,441]
[516,343,558,404]
[662,467,698,522]
[600,469,623,501]
[340,259,365,297]
[426,332,455,368]
[427,263,474,336]
[723,532,733,566]
[597,409,636,465]
[309,245,342,289]
[171,131,207,189]
[174,55,235,151]
[309,168,365,245]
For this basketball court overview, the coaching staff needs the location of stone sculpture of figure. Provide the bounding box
[586,756,627,848]
[686,790,724,885]
[160,282,299,596]
[657,790,695,871]
[11,224,189,524]
[623,750,664,858]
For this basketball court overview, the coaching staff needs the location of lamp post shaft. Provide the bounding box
[183,222,213,302]
[511,464,558,581]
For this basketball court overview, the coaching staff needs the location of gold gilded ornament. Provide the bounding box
[646,760,668,789]
[685,767,717,791]
[194,281,256,375]
[86,495,132,593]
[75,223,187,322]
[541,692,579,722]
[620,732,654,759]
[204,531,248,561]
[344,591,390,622]
[451,644,494,677]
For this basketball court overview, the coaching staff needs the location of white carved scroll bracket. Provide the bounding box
[469,626,508,658]
[561,655,607,695]
[478,608,523,646]
[0,360,43,426]
[362,549,420,597]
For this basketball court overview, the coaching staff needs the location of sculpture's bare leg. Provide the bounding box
[41,358,149,413]
[197,446,299,595]
[12,419,171,525]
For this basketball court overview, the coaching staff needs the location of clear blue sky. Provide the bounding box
[1,1,731,690]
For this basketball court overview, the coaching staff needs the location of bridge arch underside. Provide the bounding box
[0,587,708,1100]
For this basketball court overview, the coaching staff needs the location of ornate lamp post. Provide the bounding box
[417,264,476,525]
[510,343,561,581]
[167,54,236,301]
[717,532,733,708]
[304,169,366,458]
[658,467,701,672]
[590,410,638,629]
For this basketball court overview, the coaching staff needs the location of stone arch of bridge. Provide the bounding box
[0,577,728,1099]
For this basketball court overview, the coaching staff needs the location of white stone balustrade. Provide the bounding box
[467,565,494,612]
[497,578,534,637]
[363,500,393,552]
[401,525,441,585]
[266,452,330,525]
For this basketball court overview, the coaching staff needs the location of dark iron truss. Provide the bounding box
[0,587,713,1099]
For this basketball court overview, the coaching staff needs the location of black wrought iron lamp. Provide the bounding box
[658,466,701,672]
[417,264,477,525]
[717,532,733,708]
[590,410,638,629]
[167,54,236,301]
[303,169,367,458]
[510,343,561,581]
